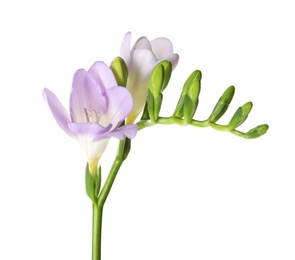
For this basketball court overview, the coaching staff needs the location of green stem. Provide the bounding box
[92,203,103,260]
[91,139,126,260]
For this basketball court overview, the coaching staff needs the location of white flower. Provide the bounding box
[120,32,179,124]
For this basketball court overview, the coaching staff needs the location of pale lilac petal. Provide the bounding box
[150,53,180,71]
[68,122,111,136]
[99,86,133,128]
[120,32,132,66]
[88,61,117,91]
[70,69,106,123]
[131,36,152,51]
[130,48,157,78]
[150,38,174,58]
[43,88,75,138]
[93,124,138,141]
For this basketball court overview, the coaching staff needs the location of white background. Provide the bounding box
[0,1,294,259]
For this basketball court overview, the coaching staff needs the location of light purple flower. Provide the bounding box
[120,31,179,124]
[43,61,137,174]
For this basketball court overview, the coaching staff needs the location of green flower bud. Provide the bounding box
[209,86,235,123]
[174,70,201,122]
[228,102,253,130]
[149,60,172,98]
[147,60,172,122]
[110,57,128,87]
[245,124,269,139]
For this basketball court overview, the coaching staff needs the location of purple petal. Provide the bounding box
[68,122,111,136]
[99,86,134,129]
[93,124,138,141]
[43,88,75,138]
[120,32,131,67]
[150,38,174,58]
[70,69,106,123]
[88,61,118,91]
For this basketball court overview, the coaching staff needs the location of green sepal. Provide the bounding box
[228,102,253,130]
[140,102,150,120]
[147,88,163,123]
[183,95,199,125]
[110,57,128,87]
[147,89,155,121]
[174,70,201,120]
[209,86,235,122]
[85,163,101,204]
[149,60,172,98]
[117,138,131,161]
[244,124,269,139]
[95,167,101,198]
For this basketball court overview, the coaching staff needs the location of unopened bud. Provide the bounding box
[245,124,269,139]
[228,102,253,130]
[147,61,172,122]
[110,57,128,87]
[174,70,201,124]
[209,86,235,123]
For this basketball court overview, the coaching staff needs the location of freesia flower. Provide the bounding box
[43,61,138,175]
[120,31,179,124]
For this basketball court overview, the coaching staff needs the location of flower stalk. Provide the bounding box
[91,138,130,260]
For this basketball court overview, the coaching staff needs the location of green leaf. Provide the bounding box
[209,86,235,123]
[244,124,269,139]
[110,57,128,87]
[85,163,97,204]
[228,102,253,130]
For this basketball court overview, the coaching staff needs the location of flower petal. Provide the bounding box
[43,88,75,138]
[99,86,134,129]
[68,122,111,136]
[129,48,157,78]
[78,135,110,167]
[150,53,180,71]
[88,61,118,91]
[131,36,152,51]
[150,37,174,58]
[93,124,138,141]
[70,69,106,123]
[120,31,132,66]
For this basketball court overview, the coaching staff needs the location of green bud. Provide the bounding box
[149,60,172,98]
[228,102,253,130]
[147,89,163,122]
[245,124,269,139]
[110,57,128,87]
[117,137,131,161]
[147,61,171,122]
[174,70,202,120]
[209,86,235,123]
[85,163,101,204]
[140,102,150,120]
